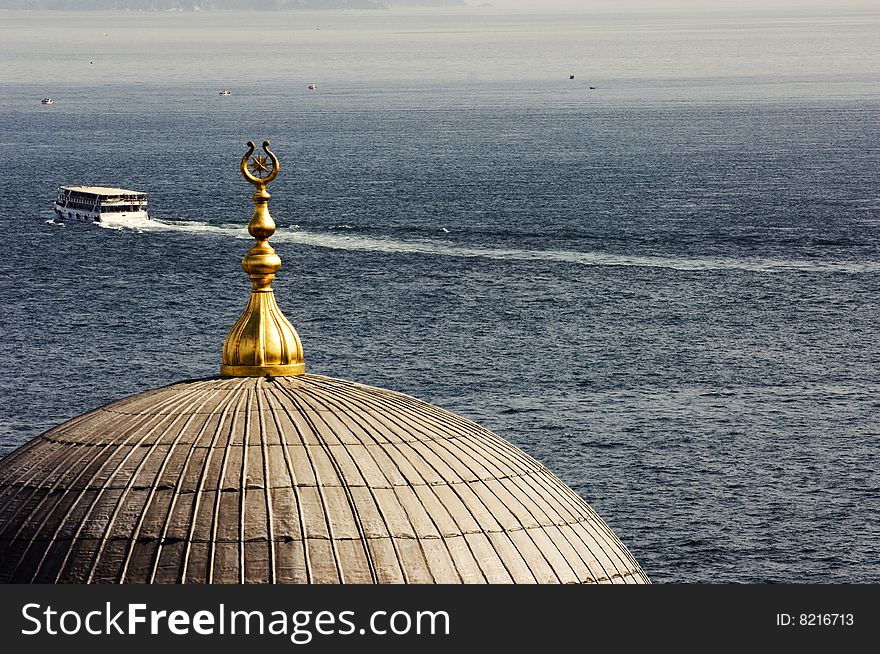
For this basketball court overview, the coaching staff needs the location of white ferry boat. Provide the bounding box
[52,186,149,223]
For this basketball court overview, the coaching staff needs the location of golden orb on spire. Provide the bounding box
[221,140,305,377]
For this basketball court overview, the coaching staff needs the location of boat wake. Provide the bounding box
[96,215,250,238]
[272,229,880,274]
[94,217,880,275]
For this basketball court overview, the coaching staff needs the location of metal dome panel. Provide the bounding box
[0,375,649,584]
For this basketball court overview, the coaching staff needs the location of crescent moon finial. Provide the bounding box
[223,140,305,378]
[241,140,279,187]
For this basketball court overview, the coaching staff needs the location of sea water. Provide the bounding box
[0,6,878,583]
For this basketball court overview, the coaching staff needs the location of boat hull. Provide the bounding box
[52,203,149,223]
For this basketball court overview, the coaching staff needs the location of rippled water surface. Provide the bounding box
[1,7,879,583]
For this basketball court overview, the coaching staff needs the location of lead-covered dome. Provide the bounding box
[0,375,648,584]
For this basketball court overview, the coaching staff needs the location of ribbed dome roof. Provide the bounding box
[0,375,649,584]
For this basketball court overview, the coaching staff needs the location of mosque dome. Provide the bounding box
[0,142,649,584]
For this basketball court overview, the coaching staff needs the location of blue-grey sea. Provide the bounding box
[1,7,878,583]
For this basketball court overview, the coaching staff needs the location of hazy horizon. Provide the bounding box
[490,0,877,9]
[3,0,879,10]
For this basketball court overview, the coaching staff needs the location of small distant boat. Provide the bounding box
[308,84,316,91]
[219,89,231,96]
[53,186,150,223]
[589,86,597,90]
[569,75,575,80]
[41,97,53,105]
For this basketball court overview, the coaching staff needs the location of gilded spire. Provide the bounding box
[221,140,305,377]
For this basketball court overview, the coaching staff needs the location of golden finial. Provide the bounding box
[221,141,305,377]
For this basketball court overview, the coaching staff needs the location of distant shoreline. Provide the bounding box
[0,1,468,12]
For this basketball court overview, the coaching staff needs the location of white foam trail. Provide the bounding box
[272,229,880,274]
[97,216,250,238]
[97,218,880,274]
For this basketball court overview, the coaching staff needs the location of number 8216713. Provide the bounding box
[776,613,854,627]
